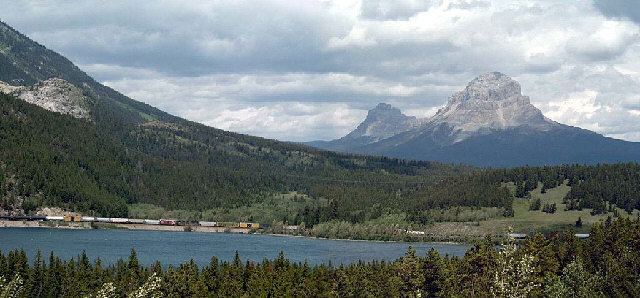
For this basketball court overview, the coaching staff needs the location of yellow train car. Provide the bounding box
[239,222,260,229]
[63,214,83,222]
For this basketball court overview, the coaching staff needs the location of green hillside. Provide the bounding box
[0,20,639,236]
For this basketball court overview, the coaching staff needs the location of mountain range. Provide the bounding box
[1,19,638,221]
[309,72,640,167]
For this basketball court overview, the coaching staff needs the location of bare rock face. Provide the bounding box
[0,78,91,119]
[342,103,421,143]
[425,72,557,143]
[0,81,20,94]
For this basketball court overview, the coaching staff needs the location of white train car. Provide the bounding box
[109,218,129,224]
[45,216,64,221]
[81,216,96,222]
[129,218,145,224]
[95,217,110,223]
[199,221,218,227]
[144,219,160,225]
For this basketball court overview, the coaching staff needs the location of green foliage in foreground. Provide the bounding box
[1,218,639,297]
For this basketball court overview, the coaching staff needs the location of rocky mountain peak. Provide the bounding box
[0,78,91,119]
[459,71,523,103]
[342,102,419,143]
[367,102,405,119]
[427,72,556,143]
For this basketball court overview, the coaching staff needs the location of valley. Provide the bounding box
[0,18,639,244]
[1,3,640,296]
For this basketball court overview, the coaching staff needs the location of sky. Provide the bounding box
[1,0,639,142]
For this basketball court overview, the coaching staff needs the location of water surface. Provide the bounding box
[0,228,470,266]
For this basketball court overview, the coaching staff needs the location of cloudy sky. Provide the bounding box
[1,0,640,142]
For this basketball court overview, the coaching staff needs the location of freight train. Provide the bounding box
[0,215,262,229]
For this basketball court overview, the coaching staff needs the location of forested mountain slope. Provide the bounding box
[0,21,480,218]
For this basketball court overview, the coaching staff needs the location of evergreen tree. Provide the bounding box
[395,247,424,297]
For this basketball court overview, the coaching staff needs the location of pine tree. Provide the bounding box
[422,249,443,297]
[396,246,424,297]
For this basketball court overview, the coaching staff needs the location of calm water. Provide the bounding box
[0,228,470,266]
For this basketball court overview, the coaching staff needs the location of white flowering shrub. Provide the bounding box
[88,273,163,298]
[93,282,117,298]
[490,232,539,298]
[0,274,23,298]
[127,273,163,298]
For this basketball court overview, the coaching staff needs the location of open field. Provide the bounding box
[480,182,638,235]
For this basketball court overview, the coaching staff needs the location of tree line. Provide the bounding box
[1,218,639,297]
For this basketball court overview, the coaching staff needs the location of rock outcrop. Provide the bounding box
[0,78,91,119]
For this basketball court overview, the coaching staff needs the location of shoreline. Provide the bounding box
[0,220,476,244]
[263,232,468,245]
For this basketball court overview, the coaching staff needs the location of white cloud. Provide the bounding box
[540,90,602,131]
[181,102,365,142]
[1,0,640,142]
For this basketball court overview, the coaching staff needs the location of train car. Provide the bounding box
[0,215,46,221]
[199,221,218,227]
[239,222,260,229]
[46,216,64,221]
[95,217,110,223]
[81,216,96,222]
[129,218,145,224]
[177,220,200,226]
[144,219,160,225]
[109,218,129,224]
[159,219,177,226]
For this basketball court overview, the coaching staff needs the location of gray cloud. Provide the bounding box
[594,0,640,23]
[1,0,639,141]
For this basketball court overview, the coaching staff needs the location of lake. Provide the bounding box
[0,228,471,266]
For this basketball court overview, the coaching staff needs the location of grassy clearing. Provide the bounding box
[482,182,638,234]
